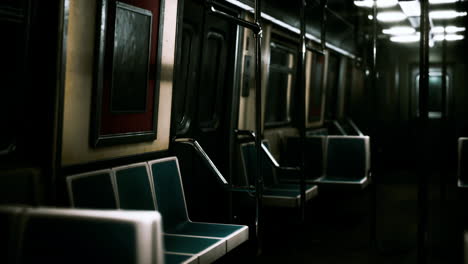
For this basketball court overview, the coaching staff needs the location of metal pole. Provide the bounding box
[418,1,430,263]
[320,0,327,51]
[254,0,263,255]
[369,0,378,256]
[299,0,307,222]
[439,21,448,260]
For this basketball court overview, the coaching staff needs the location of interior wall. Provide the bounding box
[61,0,177,166]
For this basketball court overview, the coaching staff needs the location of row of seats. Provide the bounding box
[240,141,318,208]
[0,206,165,264]
[67,157,249,264]
[282,135,371,191]
[236,135,370,210]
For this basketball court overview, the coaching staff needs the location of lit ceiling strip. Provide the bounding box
[224,0,357,59]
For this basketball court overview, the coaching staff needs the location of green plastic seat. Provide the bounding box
[2,206,165,264]
[240,141,318,207]
[113,163,156,210]
[165,253,197,264]
[314,136,371,190]
[67,169,118,209]
[148,157,249,259]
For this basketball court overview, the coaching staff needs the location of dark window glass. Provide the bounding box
[265,42,296,126]
[415,73,449,119]
[198,31,226,129]
[308,52,325,123]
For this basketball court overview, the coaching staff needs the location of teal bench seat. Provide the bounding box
[240,141,318,207]
[68,158,249,264]
[0,206,165,264]
[148,157,249,258]
[313,135,371,191]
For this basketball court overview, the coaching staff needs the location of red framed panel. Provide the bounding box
[91,0,163,147]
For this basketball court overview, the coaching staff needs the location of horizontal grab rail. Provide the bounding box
[206,0,261,34]
[174,137,255,193]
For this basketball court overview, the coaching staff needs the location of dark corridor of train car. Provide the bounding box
[3,0,468,263]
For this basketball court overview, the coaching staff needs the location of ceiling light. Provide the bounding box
[390,34,420,43]
[432,26,445,33]
[368,15,374,20]
[383,26,416,35]
[354,0,398,8]
[399,1,421,17]
[429,0,459,4]
[445,26,466,33]
[430,10,468,19]
[377,11,407,22]
[434,33,464,41]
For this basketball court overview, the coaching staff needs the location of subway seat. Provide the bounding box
[148,158,249,256]
[0,206,164,264]
[67,159,249,264]
[240,141,318,208]
[313,136,371,190]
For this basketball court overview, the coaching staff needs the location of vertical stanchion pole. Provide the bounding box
[440,21,448,260]
[418,1,430,264]
[299,0,307,222]
[253,0,263,255]
[320,0,327,51]
[369,1,378,259]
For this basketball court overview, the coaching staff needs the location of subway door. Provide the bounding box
[173,0,238,222]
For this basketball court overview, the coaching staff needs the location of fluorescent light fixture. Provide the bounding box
[434,34,465,41]
[431,26,445,33]
[446,26,466,33]
[399,1,421,17]
[390,34,420,43]
[383,26,416,35]
[377,11,407,22]
[430,10,468,19]
[429,0,459,4]
[432,25,465,33]
[354,0,398,8]
[368,15,374,20]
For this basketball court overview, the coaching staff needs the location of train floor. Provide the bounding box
[222,166,461,263]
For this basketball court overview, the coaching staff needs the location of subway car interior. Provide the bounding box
[2,0,468,263]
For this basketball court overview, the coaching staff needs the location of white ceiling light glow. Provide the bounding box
[377,11,407,22]
[390,34,421,43]
[430,10,468,19]
[445,26,466,33]
[354,0,398,8]
[399,1,421,17]
[429,0,460,4]
[383,26,416,35]
[432,26,466,33]
[434,34,465,41]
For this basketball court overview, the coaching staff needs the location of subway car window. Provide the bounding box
[265,41,296,126]
[415,71,450,119]
[307,51,325,124]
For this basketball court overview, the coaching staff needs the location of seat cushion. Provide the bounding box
[165,253,197,264]
[168,221,249,252]
[164,234,225,264]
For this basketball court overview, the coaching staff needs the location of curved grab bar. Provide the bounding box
[0,142,16,156]
[173,138,255,193]
[347,118,364,136]
[235,130,300,172]
[206,0,261,34]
